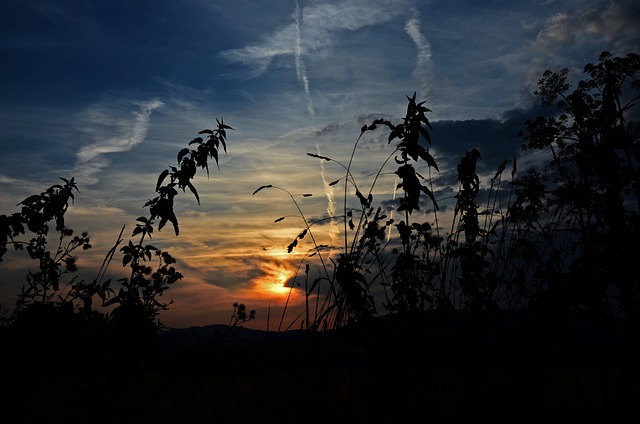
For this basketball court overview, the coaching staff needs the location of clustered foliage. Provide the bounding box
[257,51,640,331]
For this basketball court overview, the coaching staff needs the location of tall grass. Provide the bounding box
[258,51,640,332]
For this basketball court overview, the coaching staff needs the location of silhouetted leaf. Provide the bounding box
[211,147,219,169]
[307,153,331,161]
[421,185,439,210]
[18,194,40,206]
[388,124,404,143]
[418,148,439,171]
[177,148,190,163]
[307,277,321,293]
[274,217,285,223]
[298,228,308,239]
[287,238,298,253]
[356,191,369,207]
[186,181,200,204]
[198,129,213,134]
[302,193,313,197]
[216,117,234,130]
[328,179,340,186]
[253,185,273,195]
[189,137,203,145]
[219,137,227,153]
[419,126,431,144]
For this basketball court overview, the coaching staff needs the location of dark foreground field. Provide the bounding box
[1,310,638,423]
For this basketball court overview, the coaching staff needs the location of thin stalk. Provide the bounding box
[343,133,367,253]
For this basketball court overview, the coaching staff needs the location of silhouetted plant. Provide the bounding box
[518,51,640,320]
[228,302,256,330]
[258,53,639,331]
[103,118,235,334]
[452,149,494,309]
[0,178,95,320]
[0,117,244,340]
[256,93,441,328]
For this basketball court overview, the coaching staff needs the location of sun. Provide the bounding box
[267,268,294,295]
[251,260,296,298]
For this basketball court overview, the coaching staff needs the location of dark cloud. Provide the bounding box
[430,104,543,174]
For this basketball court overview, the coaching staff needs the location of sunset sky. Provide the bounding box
[1,0,638,330]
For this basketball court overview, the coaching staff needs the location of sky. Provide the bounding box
[1,0,639,330]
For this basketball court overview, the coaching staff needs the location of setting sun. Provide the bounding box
[269,269,294,295]
[251,259,297,298]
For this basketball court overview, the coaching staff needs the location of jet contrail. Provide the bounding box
[404,9,433,98]
[388,176,399,242]
[294,0,315,117]
[316,143,339,245]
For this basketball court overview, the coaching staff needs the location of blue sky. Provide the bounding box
[1,0,638,329]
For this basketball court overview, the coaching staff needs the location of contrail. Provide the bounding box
[404,9,433,97]
[316,143,339,245]
[294,0,315,117]
[388,176,399,242]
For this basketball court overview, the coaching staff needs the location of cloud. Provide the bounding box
[73,99,164,185]
[533,0,640,53]
[0,175,18,185]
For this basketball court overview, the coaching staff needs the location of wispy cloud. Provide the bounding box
[404,8,433,97]
[0,175,18,185]
[73,99,164,185]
